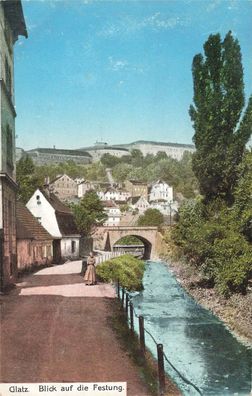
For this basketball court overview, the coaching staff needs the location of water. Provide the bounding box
[130,261,252,396]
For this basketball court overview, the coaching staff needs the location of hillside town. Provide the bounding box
[1,1,251,396]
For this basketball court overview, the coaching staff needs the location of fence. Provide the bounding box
[94,250,123,265]
[117,282,203,396]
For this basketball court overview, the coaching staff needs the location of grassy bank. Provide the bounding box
[107,299,181,396]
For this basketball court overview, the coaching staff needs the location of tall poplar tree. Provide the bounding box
[189,31,252,203]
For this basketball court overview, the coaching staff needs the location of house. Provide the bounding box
[77,180,95,198]
[97,187,131,203]
[124,180,148,199]
[26,189,81,263]
[131,196,150,214]
[103,201,121,227]
[49,174,78,201]
[0,1,27,291]
[16,202,53,271]
[149,180,178,217]
[149,180,173,203]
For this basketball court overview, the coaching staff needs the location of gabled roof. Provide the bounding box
[127,180,147,185]
[16,201,52,241]
[131,196,141,205]
[102,200,118,208]
[49,174,77,185]
[55,212,80,236]
[152,179,170,186]
[39,189,72,214]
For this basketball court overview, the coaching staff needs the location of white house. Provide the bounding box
[131,196,150,214]
[149,180,173,203]
[77,180,95,198]
[98,187,131,203]
[103,201,122,227]
[26,189,81,263]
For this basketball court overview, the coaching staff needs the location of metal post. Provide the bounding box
[157,344,165,396]
[129,302,134,332]
[125,293,129,319]
[139,316,145,354]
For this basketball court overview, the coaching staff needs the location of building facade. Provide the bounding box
[26,189,81,263]
[81,141,130,162]
[103,200,121,227]
[77,180,95,198]
[124,180,148,199]
[131,196,150,214]
[0,1,27,291]
[97,187,130,203]
[25,148,92,166]
[120,140,195,160]
[16,202,53,271]
[49,174,78,201]
[149,180,173,203]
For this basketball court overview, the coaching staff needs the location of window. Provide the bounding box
[71,241,76,253]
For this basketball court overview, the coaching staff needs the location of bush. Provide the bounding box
[137,208,164,227]
[171,197,252,297]
[96,254,145,291]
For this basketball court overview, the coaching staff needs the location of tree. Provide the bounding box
[16,156,42,203]
[130,149,144,167]
[73,190,107,235]
[232,150,252,241]
[100,153,121,168]
[137,208,164,227]
[189,31,252,203]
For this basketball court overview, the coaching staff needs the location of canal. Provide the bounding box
[130,261,251,396]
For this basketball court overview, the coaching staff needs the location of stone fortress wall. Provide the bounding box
[17,140,195,165]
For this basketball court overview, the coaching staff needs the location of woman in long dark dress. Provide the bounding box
[83,252,96,285]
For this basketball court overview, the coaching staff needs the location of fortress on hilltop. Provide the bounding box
[17,140,195,165]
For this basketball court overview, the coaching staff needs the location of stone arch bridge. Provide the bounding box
[93,226,163,259]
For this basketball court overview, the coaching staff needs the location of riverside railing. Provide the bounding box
[94,250,123,265]
[117,282,203,396]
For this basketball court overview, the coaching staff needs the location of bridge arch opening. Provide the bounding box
[113,235,152,260]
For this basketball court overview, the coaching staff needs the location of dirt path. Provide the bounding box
[0,261,151,395]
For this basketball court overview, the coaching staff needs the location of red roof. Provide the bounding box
[16,201,53,241]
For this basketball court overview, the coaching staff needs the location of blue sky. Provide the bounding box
[15,0,252,150]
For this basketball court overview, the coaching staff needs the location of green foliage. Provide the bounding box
[115,236,143,245]
[232,150,252,241]
[101,153,121,168]
[190,31,252,203]
[17,149,198,199]
[72,190,107,235]
[137,208,164,227]
[173,32,252,297]
[16,156,43,203]
[111,148,198,198]
[96,254,145,291]
[172,190,252,297]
